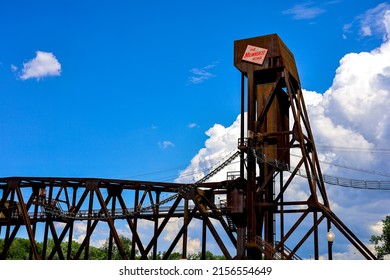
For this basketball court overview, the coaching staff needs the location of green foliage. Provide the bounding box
[167,252,183,260]
[0,237,107,260]
[0,237,33,260]
[153,251,184,260]
[187,251,226,260]
[370,215,390,259]
[153,250,226,260]
[101,235,136,260]
[0,236,225,260]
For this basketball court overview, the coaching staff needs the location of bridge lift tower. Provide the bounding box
[231,34,376,260]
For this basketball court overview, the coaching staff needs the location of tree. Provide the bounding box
[187,250,226,260]
[101,235,136,259]
[152,251,182,260]
[370,215,390,259]
[0,237,32,260]
[167,252,183,260]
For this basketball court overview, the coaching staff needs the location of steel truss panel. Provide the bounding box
[0,177,237,260]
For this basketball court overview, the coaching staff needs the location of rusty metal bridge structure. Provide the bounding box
[0,34,379,260]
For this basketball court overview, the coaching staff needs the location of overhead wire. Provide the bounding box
[123,145,390,190]
[316,145,390,153]
[290,153,390,178]
[255,151,390,191]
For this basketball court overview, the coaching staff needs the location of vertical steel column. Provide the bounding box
[131,189,139,259]
[153,191,160,259]
[67,186,77,259]
[314,212,319,259]
[30,186,40,260]
[84,185,94,260]
[327,219,333,260]
[246,69,257,246]
[236,71,246,260]
[108,194,117,260]
[240,72,245,178]
[201,219,207,260]
[182,198,188,259]
[279,171,285,253]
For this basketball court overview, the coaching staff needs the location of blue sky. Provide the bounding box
[1,0,390,259]
[0,0,385,179]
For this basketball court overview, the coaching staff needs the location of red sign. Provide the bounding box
[242,45,268,65]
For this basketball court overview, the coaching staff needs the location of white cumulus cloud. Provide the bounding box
[175,114,245,183]
[20,51,61,80]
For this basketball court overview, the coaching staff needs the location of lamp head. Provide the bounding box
[327,229,336,242]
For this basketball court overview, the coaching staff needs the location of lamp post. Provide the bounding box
[327,229,335,260]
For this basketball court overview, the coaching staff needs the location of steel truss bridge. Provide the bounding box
[0,176,242,260]
[0,34,382,260]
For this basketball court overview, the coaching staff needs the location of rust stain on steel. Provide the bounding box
[233,33,375,260]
